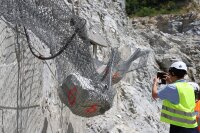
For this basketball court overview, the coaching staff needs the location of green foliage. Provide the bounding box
[126,0,189,17]
[136,7,156,17]
[126,0,140,15]
[167,1,176,10]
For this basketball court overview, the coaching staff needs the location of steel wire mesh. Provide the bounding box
[0,0,150,118]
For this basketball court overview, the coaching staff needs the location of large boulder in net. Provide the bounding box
[59,73,112,117]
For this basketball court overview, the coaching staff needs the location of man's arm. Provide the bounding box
[152,82,179,104]
[152,77,159,100]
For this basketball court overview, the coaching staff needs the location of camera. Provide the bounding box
[157,71,167,84]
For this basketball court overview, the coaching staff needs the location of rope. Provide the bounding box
[0,109,4,133]
[0,105,40,110]
[15,25,21,133]
[24,18,86,60]
[22,32,60,83]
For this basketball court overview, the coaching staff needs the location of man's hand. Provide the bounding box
[153,77,159,85]
[164,73,172,84]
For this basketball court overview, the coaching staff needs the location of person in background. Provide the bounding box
[152,61,198,133]
[189,82,200,133]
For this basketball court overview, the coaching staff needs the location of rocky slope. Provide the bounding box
[0,0,200,133]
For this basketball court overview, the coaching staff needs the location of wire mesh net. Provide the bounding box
[0,18,44,132]
[0,0,150,119]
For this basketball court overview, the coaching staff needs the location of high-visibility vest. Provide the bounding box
[160,82,197,128]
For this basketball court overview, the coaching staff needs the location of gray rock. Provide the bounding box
[0,0,200,133]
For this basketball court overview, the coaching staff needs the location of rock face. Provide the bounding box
[0,0,199,133]
[194,0,200,4]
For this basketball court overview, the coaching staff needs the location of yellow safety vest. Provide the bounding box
[160,82,197,128]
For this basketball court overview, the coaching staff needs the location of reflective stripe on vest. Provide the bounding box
[162,105,196,117]
[161,113,196,125]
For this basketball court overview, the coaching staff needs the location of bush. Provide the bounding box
[136,7,156,17]
[126,0,140,15]
[167,1,176,10]
[159,9,169,14]
[126,0,189,17]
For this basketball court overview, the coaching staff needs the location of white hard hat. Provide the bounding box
[170,61,187,71]
[188,82,200,91]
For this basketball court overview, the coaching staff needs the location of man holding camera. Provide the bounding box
[152,61,198,133]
